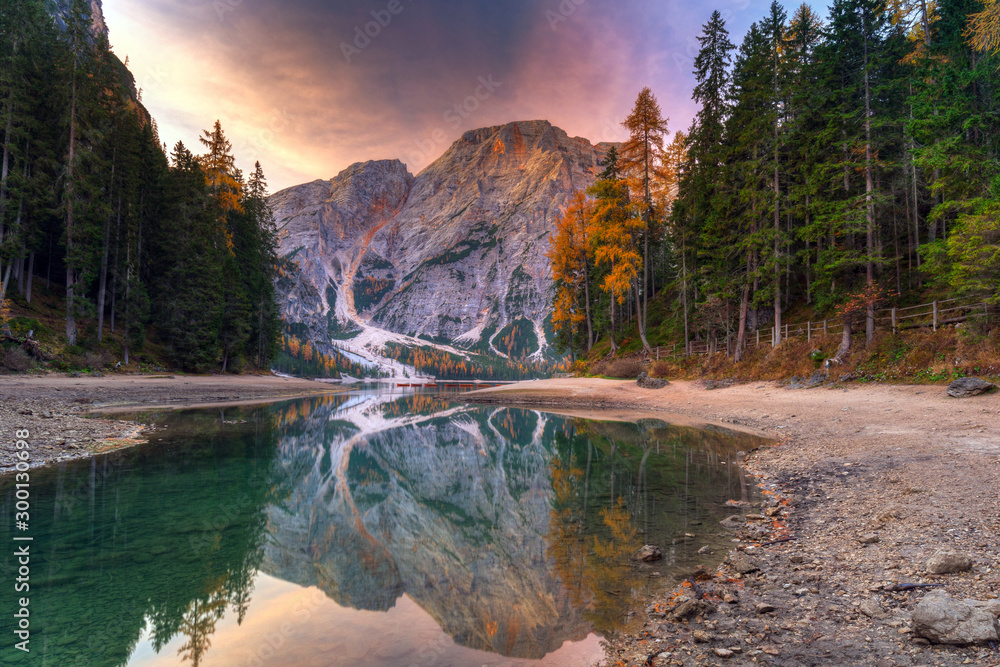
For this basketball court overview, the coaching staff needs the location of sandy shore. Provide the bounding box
[0,373,342,473]
[465,378,1000,666]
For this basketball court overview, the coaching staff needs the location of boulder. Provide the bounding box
[926,550,974,575]
[858,598,887,619]
[730,552,760,575]
[912,590,1000,644]
[633,544,663,562]
[669,597,714,621]
[946,377,995,398]
[637,372,668,389]
[719,515,746,531]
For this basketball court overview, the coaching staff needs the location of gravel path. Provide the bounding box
[0,373,342,473]
[465,378,1000,666]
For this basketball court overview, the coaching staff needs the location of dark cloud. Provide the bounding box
[104,0,771,191]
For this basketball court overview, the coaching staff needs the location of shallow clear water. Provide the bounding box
[0,389,768,666]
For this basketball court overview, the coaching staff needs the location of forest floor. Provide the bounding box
[0,373,342,472]
[465,378,1000,667]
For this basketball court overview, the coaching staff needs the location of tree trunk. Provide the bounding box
[893,206,901,296]
[25,251,33,304]
[0,106,11,226]
[609,293,617,354]
[864,29,876,345]
[805,193,812,303]
[582,255,593,351]
[46,227,52,289]
[919,0,931,46]
[735,280,750,363]
[642,207,650,352]
[257,297,265,368]
[0,266,10,335]
[16,251,25,296]
[110,195,122,333]
[123,246,131,365]
[635,278,652,354]
[65,67,78,345]
[681,232,690,356]
[909,84,921,270]
[835,315,852,361]
[96,153,115,342]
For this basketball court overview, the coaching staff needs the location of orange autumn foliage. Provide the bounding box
[546,191,593,337]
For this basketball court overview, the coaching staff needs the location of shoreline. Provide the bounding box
[0,373,343,474]
[463,378,1000,666]
[3,373,998,664]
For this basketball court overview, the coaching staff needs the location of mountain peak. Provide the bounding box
[457,119,556,144]
[271,118,609,365]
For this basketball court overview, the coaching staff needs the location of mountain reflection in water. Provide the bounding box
[0,390,768,666]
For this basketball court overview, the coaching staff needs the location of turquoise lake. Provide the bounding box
[0,389,767,666]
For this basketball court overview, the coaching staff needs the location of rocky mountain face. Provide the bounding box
[48,0,108,41]
[271,120,611,362]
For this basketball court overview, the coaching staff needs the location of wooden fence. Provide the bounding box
[653,297,991,360]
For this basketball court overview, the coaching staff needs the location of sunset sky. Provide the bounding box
[102,0,775,193]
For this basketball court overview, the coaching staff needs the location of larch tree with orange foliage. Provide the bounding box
[546,191,595,352]
[587,147,642,354]
[966,0,1000,54]
[199,120,244,252]
[619,87,670,354]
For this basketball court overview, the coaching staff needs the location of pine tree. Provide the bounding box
[619,87,669,354]
[724,21,772,359]
[808,0,896,357]
[677,10,736,354]
[761,1,789,345]
[59,0,97,345]
[241,161,281,369]
[156,142,224,371]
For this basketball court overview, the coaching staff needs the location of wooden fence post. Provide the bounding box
[933,300,938,331]
[756,329,760,346]
[807,321,811,341]
[891,307,897,333]
[823,319,828,335]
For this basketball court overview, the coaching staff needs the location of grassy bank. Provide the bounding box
[583,323,1000,385]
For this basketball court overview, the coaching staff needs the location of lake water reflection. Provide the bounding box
[0,389,769,666]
